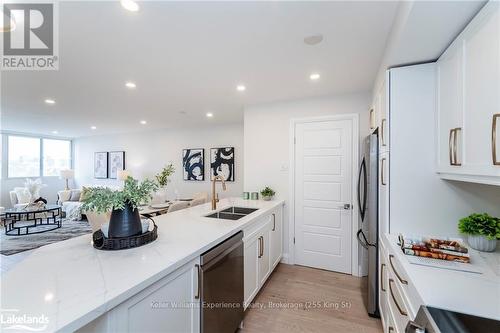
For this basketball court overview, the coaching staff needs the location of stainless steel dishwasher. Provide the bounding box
[199,231,243,333]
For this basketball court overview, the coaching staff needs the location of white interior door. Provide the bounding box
[294,118,353,274]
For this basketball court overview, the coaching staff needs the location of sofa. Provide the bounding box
[9,187,34,210]
[57,189,84,220]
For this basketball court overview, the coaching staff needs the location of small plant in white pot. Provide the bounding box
[154,163,175,203]
[260,187,275,201]
[458,213,499,252]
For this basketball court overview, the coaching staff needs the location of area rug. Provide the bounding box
[0,219,92,256]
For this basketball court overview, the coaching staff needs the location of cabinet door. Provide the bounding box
[463,2,500,176]
[379,76,390,153]
[379,242,389,330]
[244,234,260,308]
[258,228,271,286]
[269,208,283,269]
[379,152,390,234]
[110,258,200,333]
[437,42,464,172]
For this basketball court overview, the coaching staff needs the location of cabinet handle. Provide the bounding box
[449,129,454,165]
[262,236,265,256]
[389,255,407,285]
[493,114,500,166]
[195,264,201,299]
[381,158,387,186]
[389,279,407,316]
[453,127,462,166]
[380,263,386,292]
[259,236,264,258]
[381,118,387,146]
[272,213,276,232]
[388,326,395,333]
[370,108,375,129]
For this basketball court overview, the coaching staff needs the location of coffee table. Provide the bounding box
[3,204,62,236]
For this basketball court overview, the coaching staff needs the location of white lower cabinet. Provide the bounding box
[379,236,420,333]
[243,205,283,309]
[269,209,283,269]
[77,258,201,333]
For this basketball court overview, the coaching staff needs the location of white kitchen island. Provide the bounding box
[0,198,284,333]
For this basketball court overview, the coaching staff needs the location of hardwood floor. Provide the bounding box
[241,264,382,333]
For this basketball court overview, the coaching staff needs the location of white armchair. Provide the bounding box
[9,187,31,210]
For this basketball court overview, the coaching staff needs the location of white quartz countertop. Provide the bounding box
[383,234,500,320]
[0,198,284,332]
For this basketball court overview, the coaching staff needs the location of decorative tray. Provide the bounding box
[92,219,158,251]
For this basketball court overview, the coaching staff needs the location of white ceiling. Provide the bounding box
[1,1,399,138]
[0,1,485,139]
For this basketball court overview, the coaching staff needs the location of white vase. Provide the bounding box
[467,235,497,252]
[152,187,168,204]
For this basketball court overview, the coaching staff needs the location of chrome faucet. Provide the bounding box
[211,175,227,210]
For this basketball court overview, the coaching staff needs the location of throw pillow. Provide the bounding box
[14,188,31,204]
[69,190,81,202]
[80,187,89,202]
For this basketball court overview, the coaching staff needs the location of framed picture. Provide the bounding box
[109,151,125,179]
[183,148,205,181]
[94,152,108,179]
[210,147,235,181]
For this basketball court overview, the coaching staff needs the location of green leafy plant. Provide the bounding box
[260,186,276,198]
[458,213,500,240]
[156,163,175,187]
[81,177,158,213]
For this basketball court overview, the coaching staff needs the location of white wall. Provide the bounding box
[244,92,372,263]
[73,124,243,200]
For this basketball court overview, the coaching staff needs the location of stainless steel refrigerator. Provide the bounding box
[357,130,379,317]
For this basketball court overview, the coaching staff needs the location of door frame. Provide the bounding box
[288,114,360,276]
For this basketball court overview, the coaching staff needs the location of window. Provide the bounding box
[7,135,72,178]
[43,139,71,177]
[8,136,40,178]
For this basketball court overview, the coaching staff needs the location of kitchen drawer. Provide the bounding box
[387,268,411,333]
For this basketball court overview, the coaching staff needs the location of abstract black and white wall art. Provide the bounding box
[109,151,125,179]
[210,147,235,181]
[183,149,205,181]
[94,152,108,179]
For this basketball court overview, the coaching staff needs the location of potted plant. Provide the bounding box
[154,163,175,203]
[458,213,500,252]
[82,177,158,238]
[260,186,276,201]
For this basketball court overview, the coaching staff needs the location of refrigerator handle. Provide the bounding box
[357,229,376,248]
[357,157,367,221]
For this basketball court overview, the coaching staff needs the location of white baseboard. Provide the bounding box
[280,253,289,264]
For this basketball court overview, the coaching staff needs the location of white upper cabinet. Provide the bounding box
[436,1,500,185]
[437,41,464,172]
[370,75,389,153]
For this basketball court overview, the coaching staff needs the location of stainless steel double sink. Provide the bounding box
[205,207,259,220]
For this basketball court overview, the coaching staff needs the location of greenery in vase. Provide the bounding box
[155,163,175,187]
[260,186,276,198]
[81,177,158,213]
[458,213,500,240]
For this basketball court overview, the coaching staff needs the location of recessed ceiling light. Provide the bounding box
[140,120,147,125]
[304,34,323,46]
[120,0,139,12]
[206,112,213,118]
[310,73,320,81]
[91,126,97,130]
[125,81,136,89]
[236,85,246,92]
[51,130,58,135]
[45,99,55,104]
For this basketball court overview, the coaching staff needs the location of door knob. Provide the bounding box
[343,204,351,210]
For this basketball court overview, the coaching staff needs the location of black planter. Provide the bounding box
[108,202,142,238]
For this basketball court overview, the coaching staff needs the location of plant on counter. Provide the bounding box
[155,163,175,187]
[458,213,500,252]
[260,186,276,201]
[82,177,158,238]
